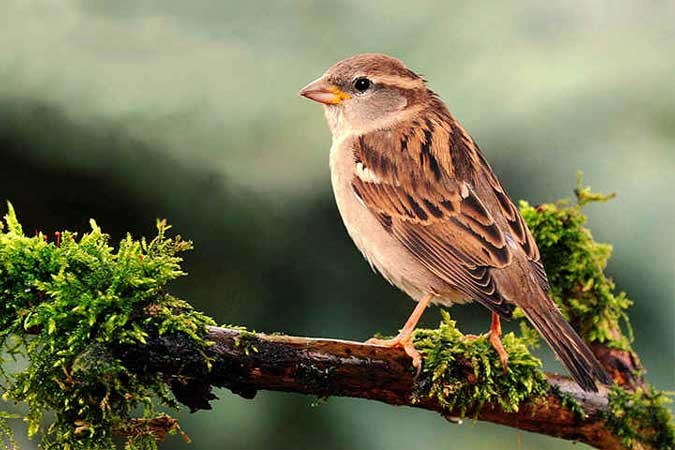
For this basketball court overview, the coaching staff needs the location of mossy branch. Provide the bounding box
[115,324,667,450]
[0,178,673,450]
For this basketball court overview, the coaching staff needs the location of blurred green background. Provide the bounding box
[1,1,673,449]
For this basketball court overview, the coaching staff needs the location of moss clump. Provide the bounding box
[413,311,548,416]
[604,385,674,449]
[233,329,261,356]
[519,173,633,350]
[0,203,214,450]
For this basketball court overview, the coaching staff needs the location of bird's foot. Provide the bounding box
[366,333,422,377]
[488,312,509,374]
[463,334,508,373]
[365,294,434,377]
[464,315,509,372]
[488,330,509,373]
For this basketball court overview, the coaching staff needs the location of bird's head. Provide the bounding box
[299,53,432,137]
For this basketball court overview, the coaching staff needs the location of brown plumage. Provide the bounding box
[300,53,611,392]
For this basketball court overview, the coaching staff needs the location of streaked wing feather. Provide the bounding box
[471,143,550,291]
[351,119,519,315]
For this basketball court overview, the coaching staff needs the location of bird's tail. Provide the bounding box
[521,292,612,392]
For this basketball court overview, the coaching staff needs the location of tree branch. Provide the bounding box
[120,326,650,450]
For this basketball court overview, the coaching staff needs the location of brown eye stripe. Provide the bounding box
[371,74,425,90]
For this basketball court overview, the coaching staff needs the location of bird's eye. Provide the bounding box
[353,77,371,93]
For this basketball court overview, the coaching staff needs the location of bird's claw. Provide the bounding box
[365,334,423,377]
[488,330,509,374]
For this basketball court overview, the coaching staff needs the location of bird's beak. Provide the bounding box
[299,77,351,105]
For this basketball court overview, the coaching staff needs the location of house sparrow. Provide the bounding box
[299,53,611,392]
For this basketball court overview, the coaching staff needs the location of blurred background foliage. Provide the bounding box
[0,1,673,449]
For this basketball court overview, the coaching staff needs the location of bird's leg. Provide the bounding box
[366,293,433,375]
[488,312,509,373]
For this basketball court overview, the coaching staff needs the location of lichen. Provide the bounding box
[0,203,215,450]
[519,172,633,350]
[603,385,674,449]
[413,311,549,417]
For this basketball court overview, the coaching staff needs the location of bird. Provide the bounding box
[299,53,612,392]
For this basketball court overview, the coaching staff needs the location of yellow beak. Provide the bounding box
[299,77,351,105]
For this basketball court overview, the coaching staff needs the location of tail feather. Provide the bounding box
[522,296,612,392]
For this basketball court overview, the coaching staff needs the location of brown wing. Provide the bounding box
[451,127,550,293]
[351,110,548,316]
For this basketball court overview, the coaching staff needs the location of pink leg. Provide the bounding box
[488,312,509,373]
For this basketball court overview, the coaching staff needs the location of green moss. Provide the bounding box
[519,173,633,350]
[233,330,260,356]
[604,385,674,449]
[0,203,215,450]
[413,311,549,417]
